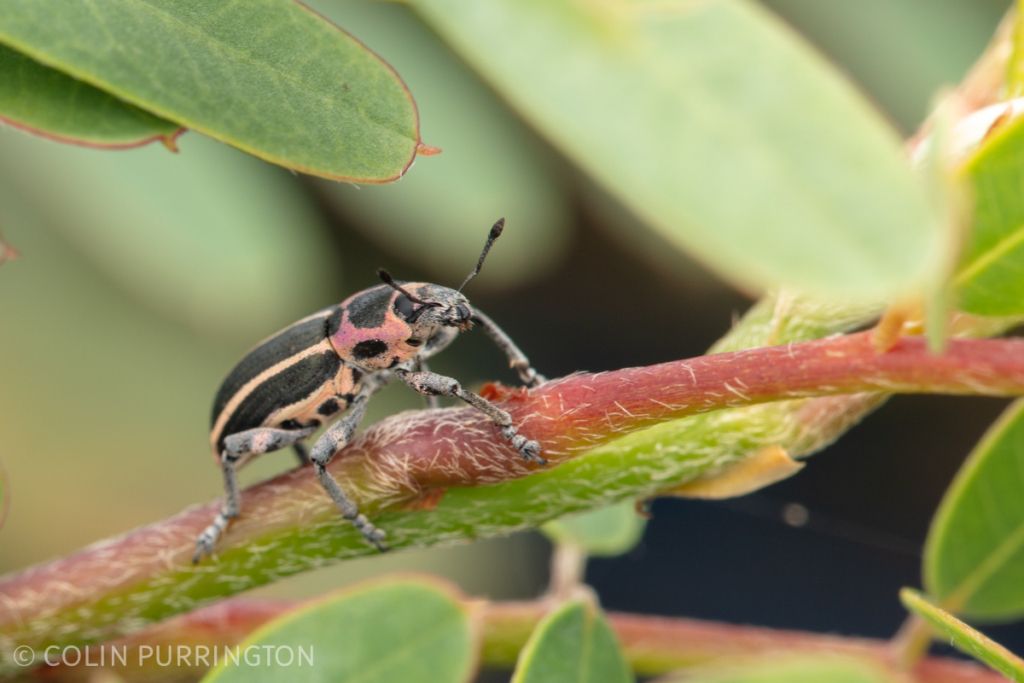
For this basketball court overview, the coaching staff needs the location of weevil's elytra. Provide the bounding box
[194,218,548,563]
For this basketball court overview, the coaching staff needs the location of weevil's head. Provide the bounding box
[330,218,503,371]
[329,282,470,371]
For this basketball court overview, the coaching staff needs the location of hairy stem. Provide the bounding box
[3,330,1024,665]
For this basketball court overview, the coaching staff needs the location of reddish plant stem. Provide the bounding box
[33,598,1005,683]
[3,332,1024,655]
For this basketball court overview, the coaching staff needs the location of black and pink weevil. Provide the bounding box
[194,219,545,562]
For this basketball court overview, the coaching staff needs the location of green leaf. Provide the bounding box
[660,657,890,683]
[956,117,1024,315]
[0,0,419,182]
[307,1,571,289]
[542,502,645,557]
[512,600,633,683]
[0,123,336,342]
[203,578,477,683]
[413,0,942,301]
[1006,2,1024,97]
[900,588,1024,682]
[0,44,180,148]
[924,399,1024,619]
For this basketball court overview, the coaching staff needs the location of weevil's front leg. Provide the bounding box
[413,358,441,409]
[193,426,314,563]
[308,387,388,552]
[471,310,546,387]
[395,368,545,464]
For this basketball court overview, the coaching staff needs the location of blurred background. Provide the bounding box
[0,0,1019,662]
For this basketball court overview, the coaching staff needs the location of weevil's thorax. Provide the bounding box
[330,282,473,371]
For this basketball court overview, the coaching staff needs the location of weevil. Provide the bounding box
[194,219,545,562]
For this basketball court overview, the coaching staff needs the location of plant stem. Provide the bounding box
[3,331,1024,666]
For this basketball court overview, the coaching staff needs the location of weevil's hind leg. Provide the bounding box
[293,442,310,467]
[396,368,545,464]
[308,389,388,552]
[193,426,313,563]
[471,310,546,387]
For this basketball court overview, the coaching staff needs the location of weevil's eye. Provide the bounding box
[394,294,417,321]
[406,338,423,347]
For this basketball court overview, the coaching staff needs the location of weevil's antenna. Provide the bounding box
[458,217,504,292]
[378,269,437,306]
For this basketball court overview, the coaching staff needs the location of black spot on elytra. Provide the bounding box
[353,339,388,359]
[318,398,339,416]
[281,419,302,430]
[346,286,392,329]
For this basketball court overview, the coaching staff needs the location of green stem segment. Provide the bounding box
[3,332,1024,665]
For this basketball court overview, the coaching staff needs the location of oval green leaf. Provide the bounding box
[203,578,477,683]
[412,0,942,301]
[955,117,1024,315]
[512,600,633,683]
[542,502,645,557]
[0,44,180,148]
[0,0,419,182]
[900,588,1024,682]
[924,400,1024,619]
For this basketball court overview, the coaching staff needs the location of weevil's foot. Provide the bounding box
[503,427,546,465]
[351,514,389,552]
[521,439,546,465]
[192,533,216,564]
[192,513,230,564]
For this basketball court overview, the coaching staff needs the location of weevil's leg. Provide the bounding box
[293,442,310,466]
[471,310,546,387]
[308,387,389,552]
[395,368,545,464]
[413,358,441,409]
[193,426,313,563]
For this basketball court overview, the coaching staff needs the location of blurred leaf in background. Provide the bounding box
[412,0,944,303]
[0,131,334,342]
[512,600,633,683]
[764,0,1010,133]
[309,1,572,289]
[543,501,645,557]
[204,579,478,683]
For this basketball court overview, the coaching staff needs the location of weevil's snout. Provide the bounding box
[441,299,473,330]
[455,303,473,330]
